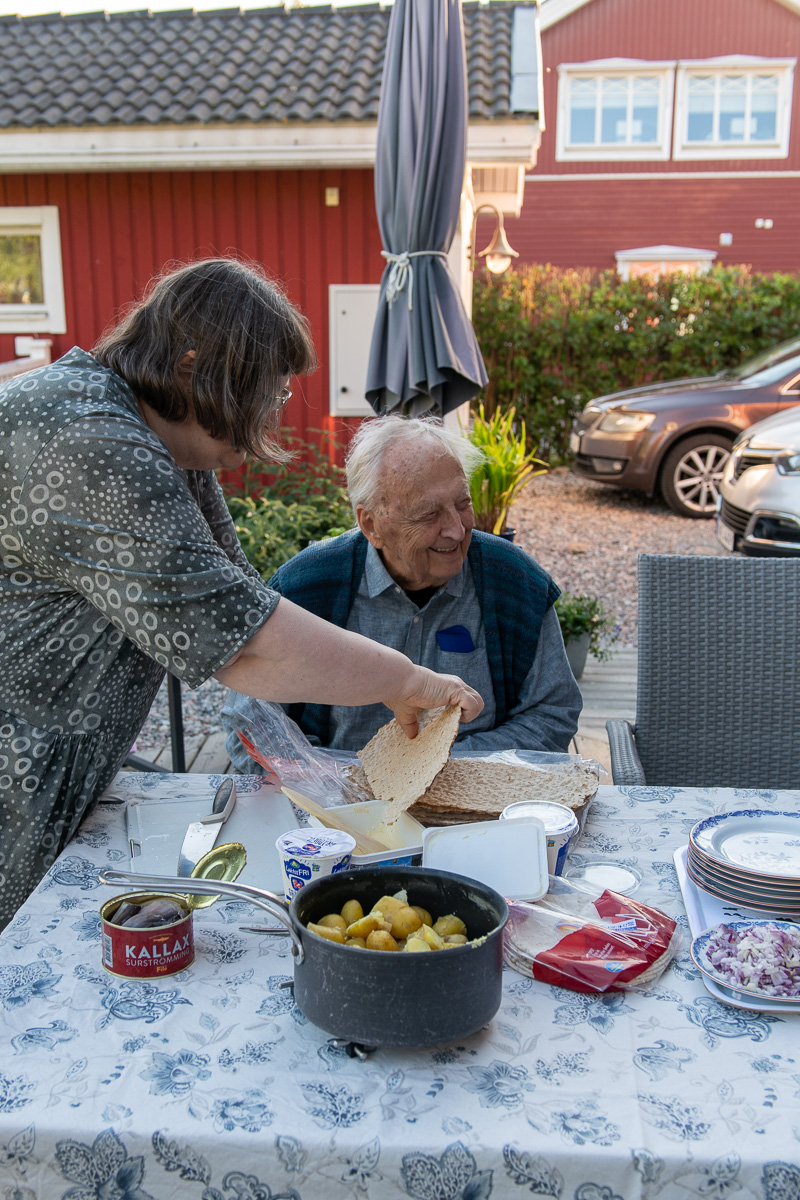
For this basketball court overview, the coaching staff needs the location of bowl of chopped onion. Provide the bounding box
[690,920,800,1001]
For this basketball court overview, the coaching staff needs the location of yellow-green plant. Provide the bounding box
[465,404,548,535]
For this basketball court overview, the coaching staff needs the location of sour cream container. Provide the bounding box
[276,828,356,903]
[500,801,579,876]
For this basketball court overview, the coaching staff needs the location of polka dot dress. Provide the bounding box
[0,348,278,925]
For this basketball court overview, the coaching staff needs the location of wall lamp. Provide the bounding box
[471,203,519,275]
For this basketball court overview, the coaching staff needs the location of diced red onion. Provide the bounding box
[705,922,800,997]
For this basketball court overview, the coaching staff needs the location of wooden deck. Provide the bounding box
[127,648,637,778]
[572,647,637,775]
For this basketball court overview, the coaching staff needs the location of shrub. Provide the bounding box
[223,432,353,581]
[473,265,800,462]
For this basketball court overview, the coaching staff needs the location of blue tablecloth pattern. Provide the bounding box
[1,780,800,1199]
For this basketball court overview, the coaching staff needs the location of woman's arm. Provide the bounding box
[214,596,483,739]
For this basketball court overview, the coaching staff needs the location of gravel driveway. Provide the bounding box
[511,467,726,648]
[136,466,727,749]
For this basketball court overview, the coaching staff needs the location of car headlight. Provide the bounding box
[597,411,656,433]
[776,450,800,475]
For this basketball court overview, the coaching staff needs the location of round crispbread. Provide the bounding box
[357,705,460,822]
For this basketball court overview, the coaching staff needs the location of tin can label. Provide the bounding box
[100,892,194,978]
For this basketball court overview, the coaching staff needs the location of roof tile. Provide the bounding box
[0,2,532,130]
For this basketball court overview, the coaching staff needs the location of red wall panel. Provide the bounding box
[508,175,800,272]
[0,168,384,451]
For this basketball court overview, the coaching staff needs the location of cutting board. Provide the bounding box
[118,774,300,897]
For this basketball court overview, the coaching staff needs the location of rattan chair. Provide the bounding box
[606,554,800,787]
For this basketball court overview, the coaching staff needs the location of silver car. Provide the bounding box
[716,406,800,556]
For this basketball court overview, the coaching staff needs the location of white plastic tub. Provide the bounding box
[308,800,424,868]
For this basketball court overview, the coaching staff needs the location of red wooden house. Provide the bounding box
[0,2,541,439]
[504,0,800,275]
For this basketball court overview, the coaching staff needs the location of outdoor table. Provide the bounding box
[2,776,800,1200]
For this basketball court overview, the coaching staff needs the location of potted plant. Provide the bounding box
[464,404,547,538]
[554,592,621,680]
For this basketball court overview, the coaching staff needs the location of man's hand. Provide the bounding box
[386,666,484,740]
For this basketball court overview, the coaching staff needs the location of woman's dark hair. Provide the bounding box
[92,257,317,461]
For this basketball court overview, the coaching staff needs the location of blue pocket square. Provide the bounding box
[436,625,475,653]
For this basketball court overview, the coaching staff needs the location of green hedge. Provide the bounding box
[224,433,353,581]
[472,265,800,461]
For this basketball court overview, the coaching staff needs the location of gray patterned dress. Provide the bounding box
[0,348,278,924]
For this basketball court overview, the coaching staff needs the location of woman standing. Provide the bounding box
[0,258,481,926]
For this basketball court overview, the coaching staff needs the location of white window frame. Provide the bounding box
[674,56,795,161]
[0,206,66,334]
[556,58,676,162]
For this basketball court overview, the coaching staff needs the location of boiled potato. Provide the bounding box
[371,894,407,917]
[420,923,445,950]
[433,914,467,938]
[341,899,363,925]
[306,894,469,952]
[307,922,345,944]
[388,906,423,940]
[345,912,391,939]
[366,929,399,952]
[318,913,347,932]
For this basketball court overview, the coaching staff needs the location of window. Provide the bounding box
[556,60,675,161]
[0,207,66,334]
[674,57,795,160]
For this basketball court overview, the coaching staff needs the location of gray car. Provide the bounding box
[716,406,800,556]
[570,337,800,518]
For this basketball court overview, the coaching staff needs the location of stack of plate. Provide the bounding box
[687,809,800,917]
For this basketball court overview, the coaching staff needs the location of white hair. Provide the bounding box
[345,415,485,515]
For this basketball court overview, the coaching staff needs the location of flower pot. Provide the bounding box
[565,632,591,680]
[498,528,516,543]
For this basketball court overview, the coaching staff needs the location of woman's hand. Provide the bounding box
[386,666,484,740]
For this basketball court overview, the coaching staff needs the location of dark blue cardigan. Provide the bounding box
[268,529,559,744]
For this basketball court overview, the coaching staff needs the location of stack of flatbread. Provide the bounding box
[354,707,597,827]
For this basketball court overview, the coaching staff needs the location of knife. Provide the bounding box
[177,778,237,877]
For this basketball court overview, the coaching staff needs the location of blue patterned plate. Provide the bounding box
[690,810,800,880]
[685,858,800,917]
[690,920,800,1003]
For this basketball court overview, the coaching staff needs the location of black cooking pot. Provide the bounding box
[100,864,508,1049]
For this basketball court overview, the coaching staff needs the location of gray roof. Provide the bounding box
[0,2,538,130]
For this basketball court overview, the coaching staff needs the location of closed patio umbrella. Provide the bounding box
[365,0,488,418]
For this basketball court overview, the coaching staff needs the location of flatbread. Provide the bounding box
[357,705,460,822]
[345,755,597,828]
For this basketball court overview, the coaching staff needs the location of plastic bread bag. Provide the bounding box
[504,873,680,994]
[225,695,367,808]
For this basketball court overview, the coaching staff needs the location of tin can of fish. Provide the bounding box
[500,801,579,876]
[100,891,194,979]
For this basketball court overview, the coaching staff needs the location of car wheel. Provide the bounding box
[660,433,733,519]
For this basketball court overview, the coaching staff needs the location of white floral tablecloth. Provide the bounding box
[2,775,800,1200]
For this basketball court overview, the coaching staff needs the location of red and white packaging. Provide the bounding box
[504,879,679,994]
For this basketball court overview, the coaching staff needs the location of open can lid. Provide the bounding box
[422,816,548,901]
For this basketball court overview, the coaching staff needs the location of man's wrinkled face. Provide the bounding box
[357,442,475,592]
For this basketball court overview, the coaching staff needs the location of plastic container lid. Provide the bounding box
[500,800,578,835]
[422,816,548,901]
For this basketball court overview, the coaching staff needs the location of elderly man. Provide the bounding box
[223,416,581,762]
